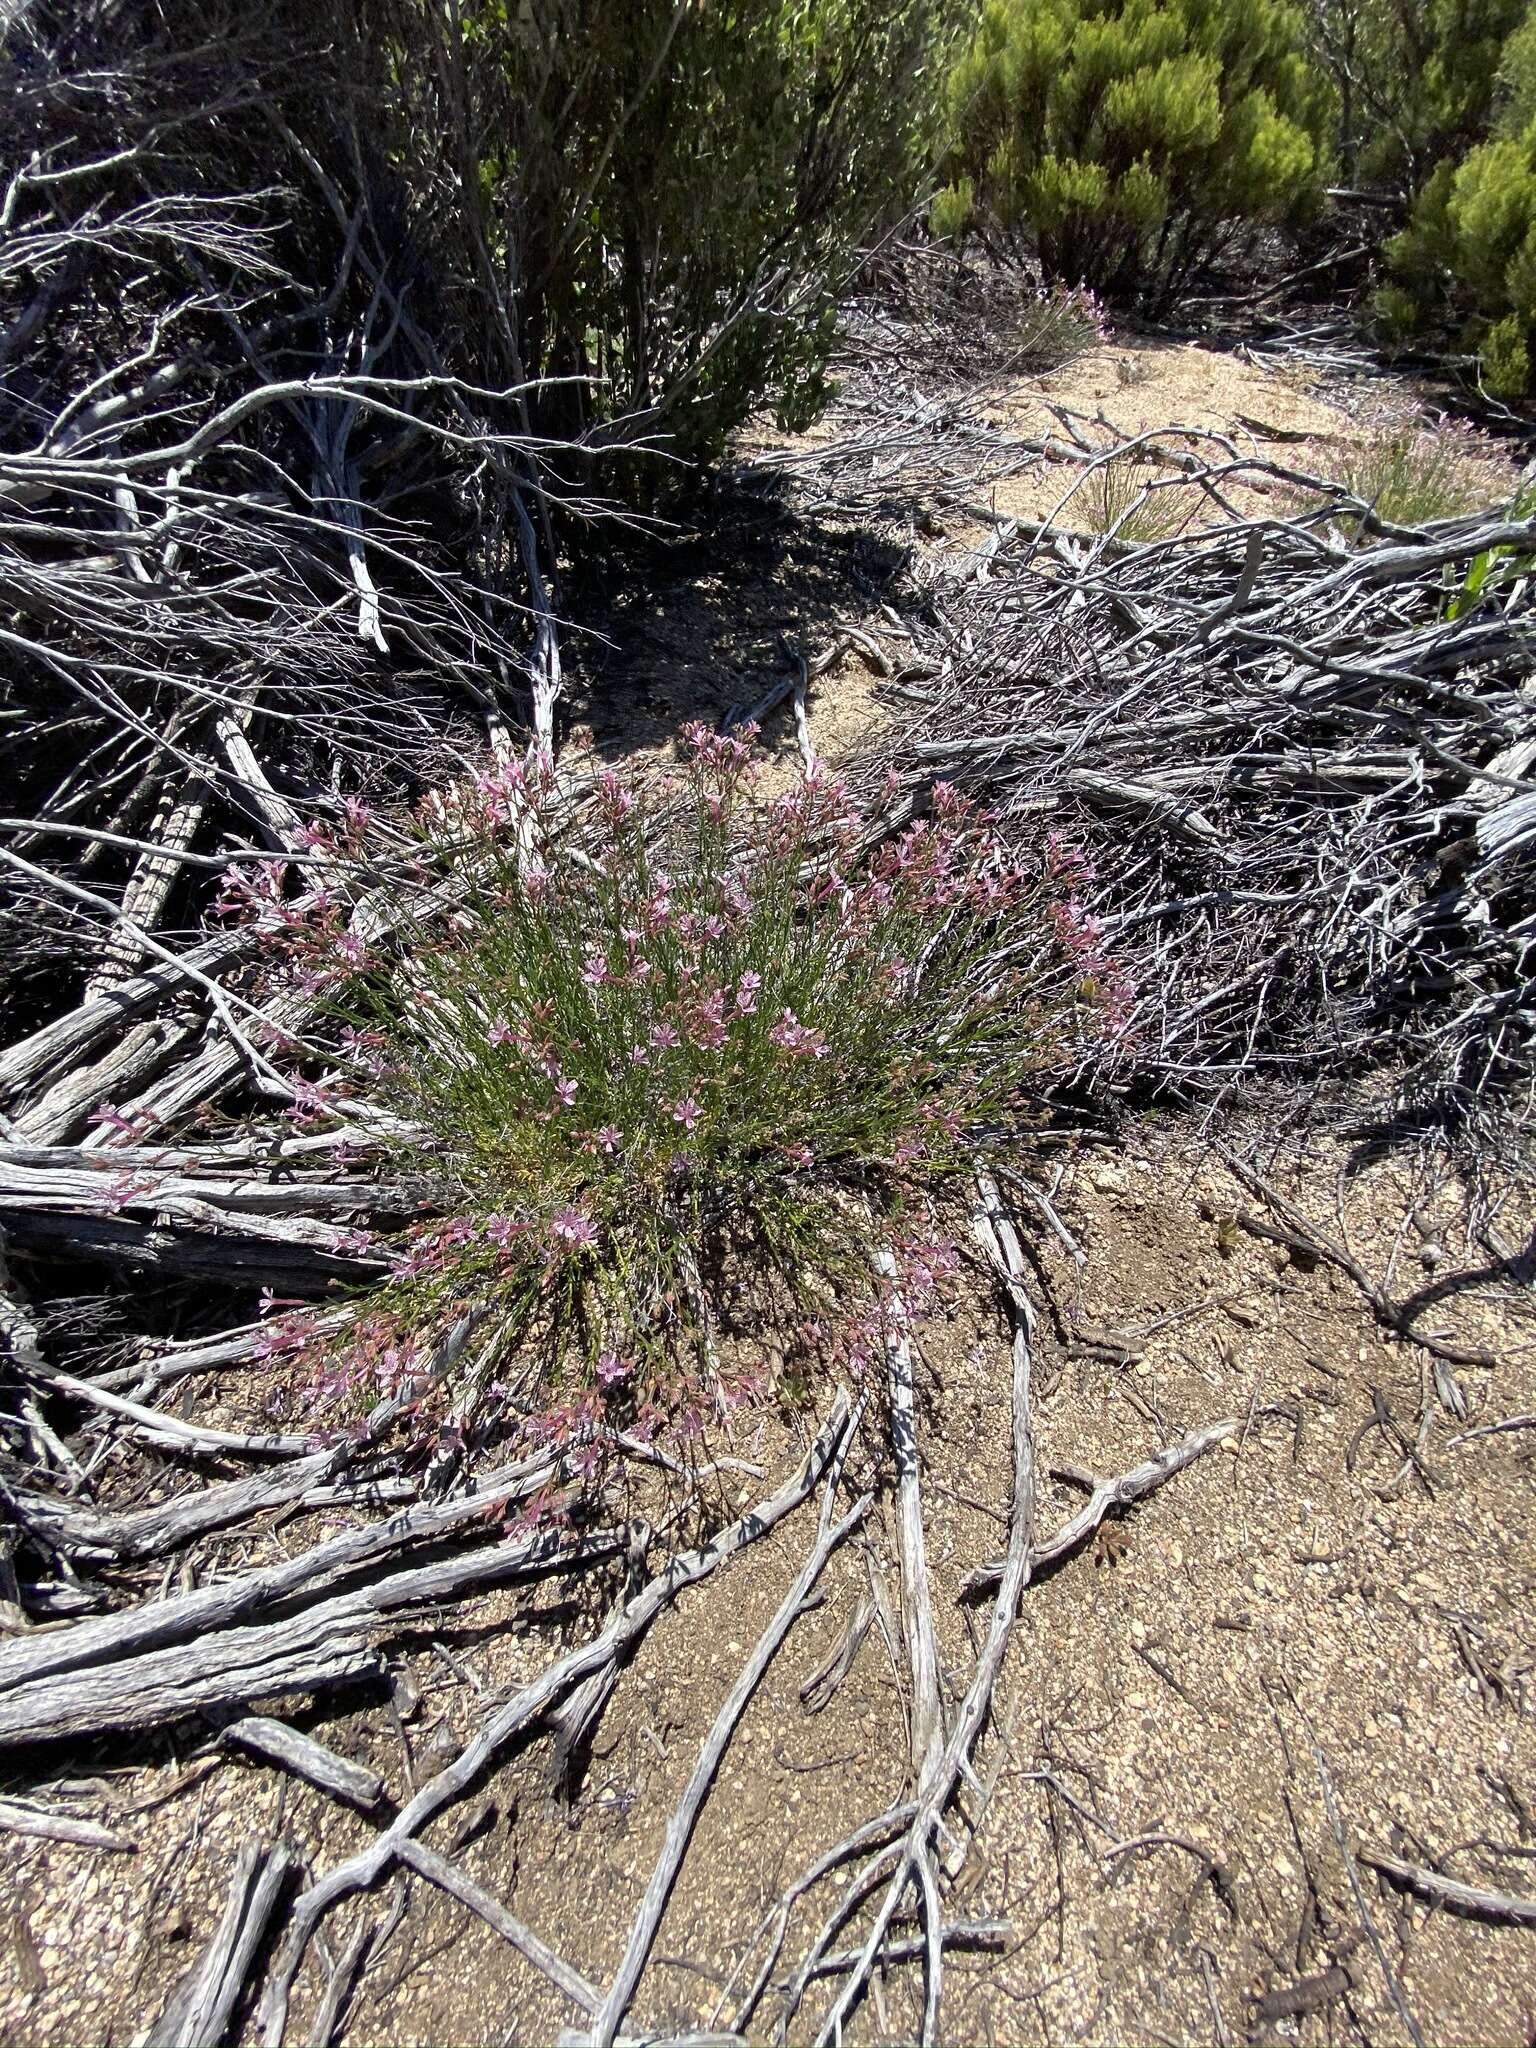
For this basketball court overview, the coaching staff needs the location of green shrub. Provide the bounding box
[371,0,941,468]
[1332,420,1496,524]
[1304,0,1528,193]
[1383,122,1536,398]
[933,0,1330,309]
[253,737,1124,1443]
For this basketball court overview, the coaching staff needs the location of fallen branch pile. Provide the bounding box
[1,0,579,1067]
[861,449,1535,1132]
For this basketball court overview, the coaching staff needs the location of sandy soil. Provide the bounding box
[4,1133,1533,2047]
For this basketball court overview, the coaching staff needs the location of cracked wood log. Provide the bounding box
[86,781,209,997]
[222,1717,386,1811]
[14,1011,205,1145]
[0,1149,406,1221]
[142,1839,294,2048]
[0,1453,561,1689]
[0,934,249,1106]
[0,1209,378,1288]
[0,1528,615,1746]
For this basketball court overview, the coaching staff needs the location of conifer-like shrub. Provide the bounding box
[373,0,942,467]
[1382,124,1536,400]
[933,0,1330,309]
[248,736,1125,1458]
[1374,6,1536,400]
[1305,0,1528,195]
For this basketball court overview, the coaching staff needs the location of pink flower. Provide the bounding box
[549,1206,597,1249]
[552,1075,578,1109]
[88,1102,141,1136]
[595,1124,622,1155]
[581,951,611,987]
[522,858,550,902]
[650,1022,681,1051]
[720,876,751,921]
[489,1018,514,1046]
[596,769,634,821]
[734,971,761,1014]
[595,1350,630,1386]
[258,1288,305,1318]
[768,1009,829,1059]
[1046,831,1097,888]
[671,1095,701,1131]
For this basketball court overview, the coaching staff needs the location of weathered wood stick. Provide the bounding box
[1359,1849,1536,1927]
[0,1530,610,1745]
[591,1490,872,2048]
[810,1179,1037,2047]
[960,1415,1239,1600]
[399,1838,602,2016]
[876,1244,944,1796]
[222,1716,386,1811]
[259,1394,853,2047]
[0,1795,137,1852]
[142,1839,294,2048]
[0,1454,556,1682]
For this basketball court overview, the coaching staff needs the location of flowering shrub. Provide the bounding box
[237,732,1126,1463]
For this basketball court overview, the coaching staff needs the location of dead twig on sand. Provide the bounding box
[961,1416,1240,1602]
[1359,1848,1536,1928]
[591,1472,872,2046]
[141,1840,294,2048]
[258,1397,853,2045]
[756,1175,1036,2047]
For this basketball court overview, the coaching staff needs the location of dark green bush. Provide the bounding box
[1379,9,1536,398]
[367,0,940,469]
[1303,0,1528,193]
[933,0,1330,309]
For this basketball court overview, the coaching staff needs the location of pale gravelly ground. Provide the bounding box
[4,1132,1533,2046]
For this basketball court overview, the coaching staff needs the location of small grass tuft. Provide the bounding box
[1074,452,1194,543]
[1332,420,1497,529]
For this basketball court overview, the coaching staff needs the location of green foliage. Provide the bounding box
[371,0,939,470]
[1383,115,1536,397]
[1446,478,1536,614]
[1502,6,1536,131]
[1073,451,1195,536]
[1332,420,1495,524]
[934,0,1330,308]
[1304,0,1529,193]
[275,736,1120,1429]
[515,0,942,462]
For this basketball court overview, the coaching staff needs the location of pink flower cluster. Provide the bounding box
[1051,896,1135,1037]
[767,1009,829,1059]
